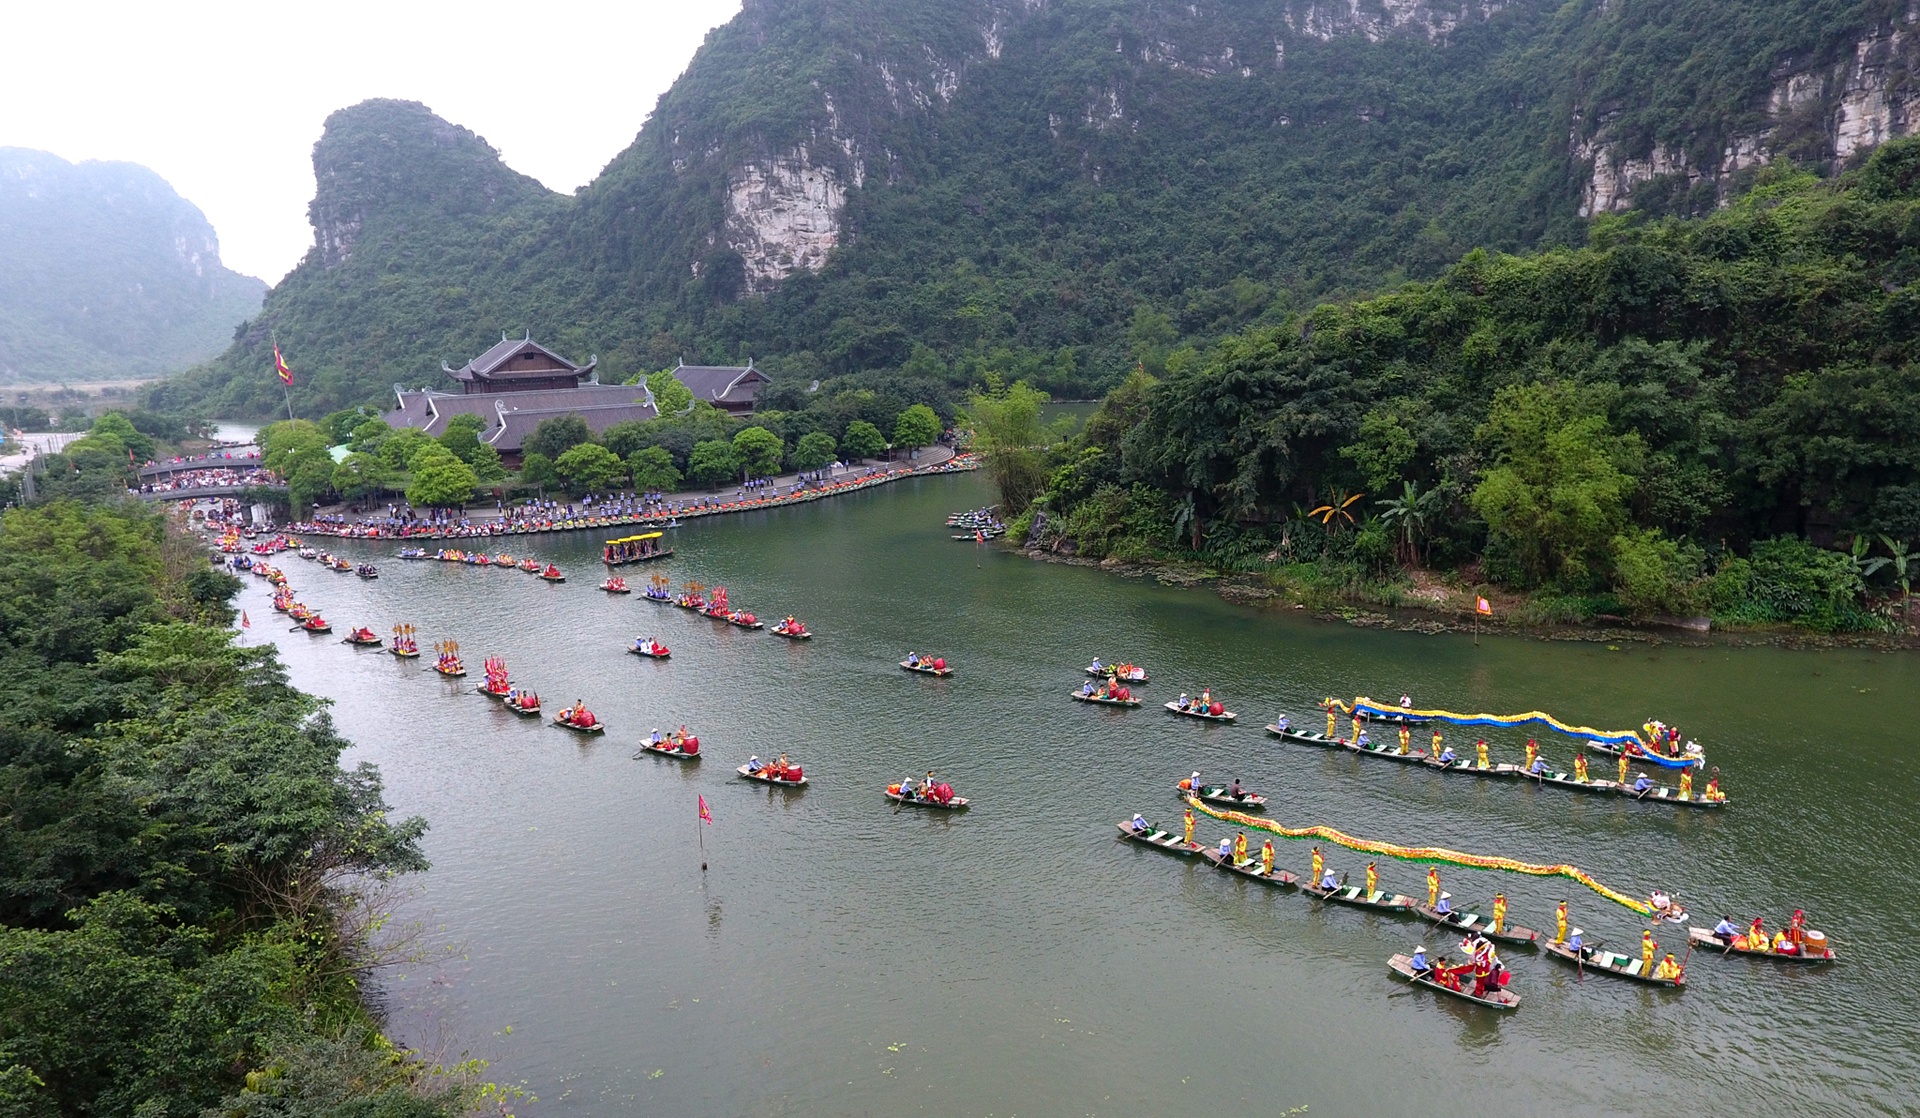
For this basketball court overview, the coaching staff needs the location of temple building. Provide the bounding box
[385,335,656,462]
[383,336,771,462]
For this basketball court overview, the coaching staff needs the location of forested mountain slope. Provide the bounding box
[0,149,264,384]
[157,0,1920,417]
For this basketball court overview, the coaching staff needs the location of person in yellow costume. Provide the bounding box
[1365,861,1378,897]
[1352,714,1366,744]
[1430,728,1443,757]
[1573,753,1589,782]
[1476,739,1490,769]
[1428,866,1440,907]
[1260,839,1275,876]
[1492,893,1508,933]
[1311,845,1324,884]
[1554,900,1569,944]
[1232,831,1248,865]
[1705,767,1727,802]
[1399,725,1411,755]
[1525,738,1539,769]
[1641,929,1657,971]
[1679,768,1693,799]
[1182,808,1195,846]
[1326,705,1337,738]
[1653,953,1683,981]
[1618,754,1630,785]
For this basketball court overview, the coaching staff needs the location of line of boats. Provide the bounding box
[397,547,567,581]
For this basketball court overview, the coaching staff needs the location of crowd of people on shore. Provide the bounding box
[135,466,280,494]
[139,448,262,473]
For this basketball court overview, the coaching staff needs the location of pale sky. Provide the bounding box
[2,0,744,283]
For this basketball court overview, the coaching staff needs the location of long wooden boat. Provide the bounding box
[1413,905,1541,947]
[599,580,632,594]
[1087,665,1148,683]
[1686,926,1837,963]
[1540,940,1684,987]
[628,643,671,659]
[1185,784,1267,810]
[1114,820,1204,856]
[1201,849,1298,887]
[1301,882,1416,912]
[1266,724,1346,747]
[551,714,606,735]
[1388,953,1520,1010]
[738,764,806,787]
[477,683,512,699]
[885,788,970,810]
[1071,691,1140,707]
[434,663,467,678]
[635,741,700,761]
[504,696,541,716]
[643,592,674,604]
[389,646,420,659]
[771,623,811,640]
[342,632,383,647]
[1165,702,1235,722]
[901,659,953,677]
[1580,737,1702,772]
[1512,768,1730,808]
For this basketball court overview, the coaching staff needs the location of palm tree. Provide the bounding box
[1879,534,1914,618]
[1377,480,1438,566]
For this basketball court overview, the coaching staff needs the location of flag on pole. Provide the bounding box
[241,611,251,628]
[1476,596,1493,617]
[698,795,712,824]
[274,345,294,386]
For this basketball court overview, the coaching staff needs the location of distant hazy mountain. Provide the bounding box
[0,148,265,385]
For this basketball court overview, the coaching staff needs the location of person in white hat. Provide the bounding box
[1435,891,1453,916]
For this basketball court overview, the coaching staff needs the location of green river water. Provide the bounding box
[239,472,1916,1116]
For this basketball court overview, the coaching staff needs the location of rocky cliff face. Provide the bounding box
[1578,3,1920,215]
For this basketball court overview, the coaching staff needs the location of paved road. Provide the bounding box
[0,431,83,476]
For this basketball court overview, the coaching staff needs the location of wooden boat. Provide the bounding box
[1388,953,1520,1010]
[539,567,566,583]
[1686,926,1837,963]
[1540,940,1684,987]
[1266,724,1345,746]
[477,682,512,698]
[552,713,606,734]
[628,641,671,659]
[1086,665,1148,683]
[1114,820,1204,856]
[1071,690,1140,707]
[342,630,383,647]
[1201,849,1298,887]
[643,591,674,603]
[722,612,765,630]
[1184,783,1267,810]
[771,621,811,640]
[504,695,541,716]
[885,787,969,810]
[1413,905,1541,947]
[635,740,700,761]
[738,764,806,787]
[517,559,541,572]
[901,659,953,677]
[434,663,466,677]
[603,531,672,566]
[300,619,333,634]
[356,565,378,579]
[398,548,428,559]
[1165,701,1235,722]
[599,578,631,594]
[1581,736,1703,772]
[1300,881,1416,912]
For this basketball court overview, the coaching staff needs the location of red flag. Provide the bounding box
[1476,596,1492,616]
[698,795,712,824]
[273,345,293,386]
[241,611,251,628]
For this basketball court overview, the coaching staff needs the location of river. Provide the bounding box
[236,472,1916,1116]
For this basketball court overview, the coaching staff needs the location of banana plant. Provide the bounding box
[1879,534,1914,617]
[1309,490,1365,534]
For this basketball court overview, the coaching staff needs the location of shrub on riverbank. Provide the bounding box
[0,501,492,1116]
[1014,141,1920,633]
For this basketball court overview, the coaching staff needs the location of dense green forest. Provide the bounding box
[0,148,264,384]
[1009,140,1920,631]
[152,0,1919,420]
[0,497,498,1114]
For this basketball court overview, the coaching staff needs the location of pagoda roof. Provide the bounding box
[673,361,770,405]
[445,334,596,383]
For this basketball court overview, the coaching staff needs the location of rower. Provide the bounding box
[1089,657,1103,673]
[1491,893,1507,933]
[1435,743,1458,766]
[1711,915,1738,945]
[1410,945,1431,974]
[1633,772,1656,794]
[1567,927,1585,955]
[1475,739,1489,769]
[1654,953,1683,981]
[1427,867,1440,908]
[1081,680,1096,696]
[747,754,764,774]
[1131,813,1149,833]
[1528,754,1550,776]
[1218,836,1234,861]
[1355,727,1371,747]
[1274,713,1291,731]
[1189,771,1201,799]
[1435,891,1453,916]
[1229,778,1246,801]
[907,651,920,666]
[1319,866,1339,892]
[1555,900,1568,944]
[1178,692,1190,710]
[650,727,663,745]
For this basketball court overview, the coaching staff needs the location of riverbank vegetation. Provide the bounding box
[0,499,499,1115]
[1007,141,1920,634]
